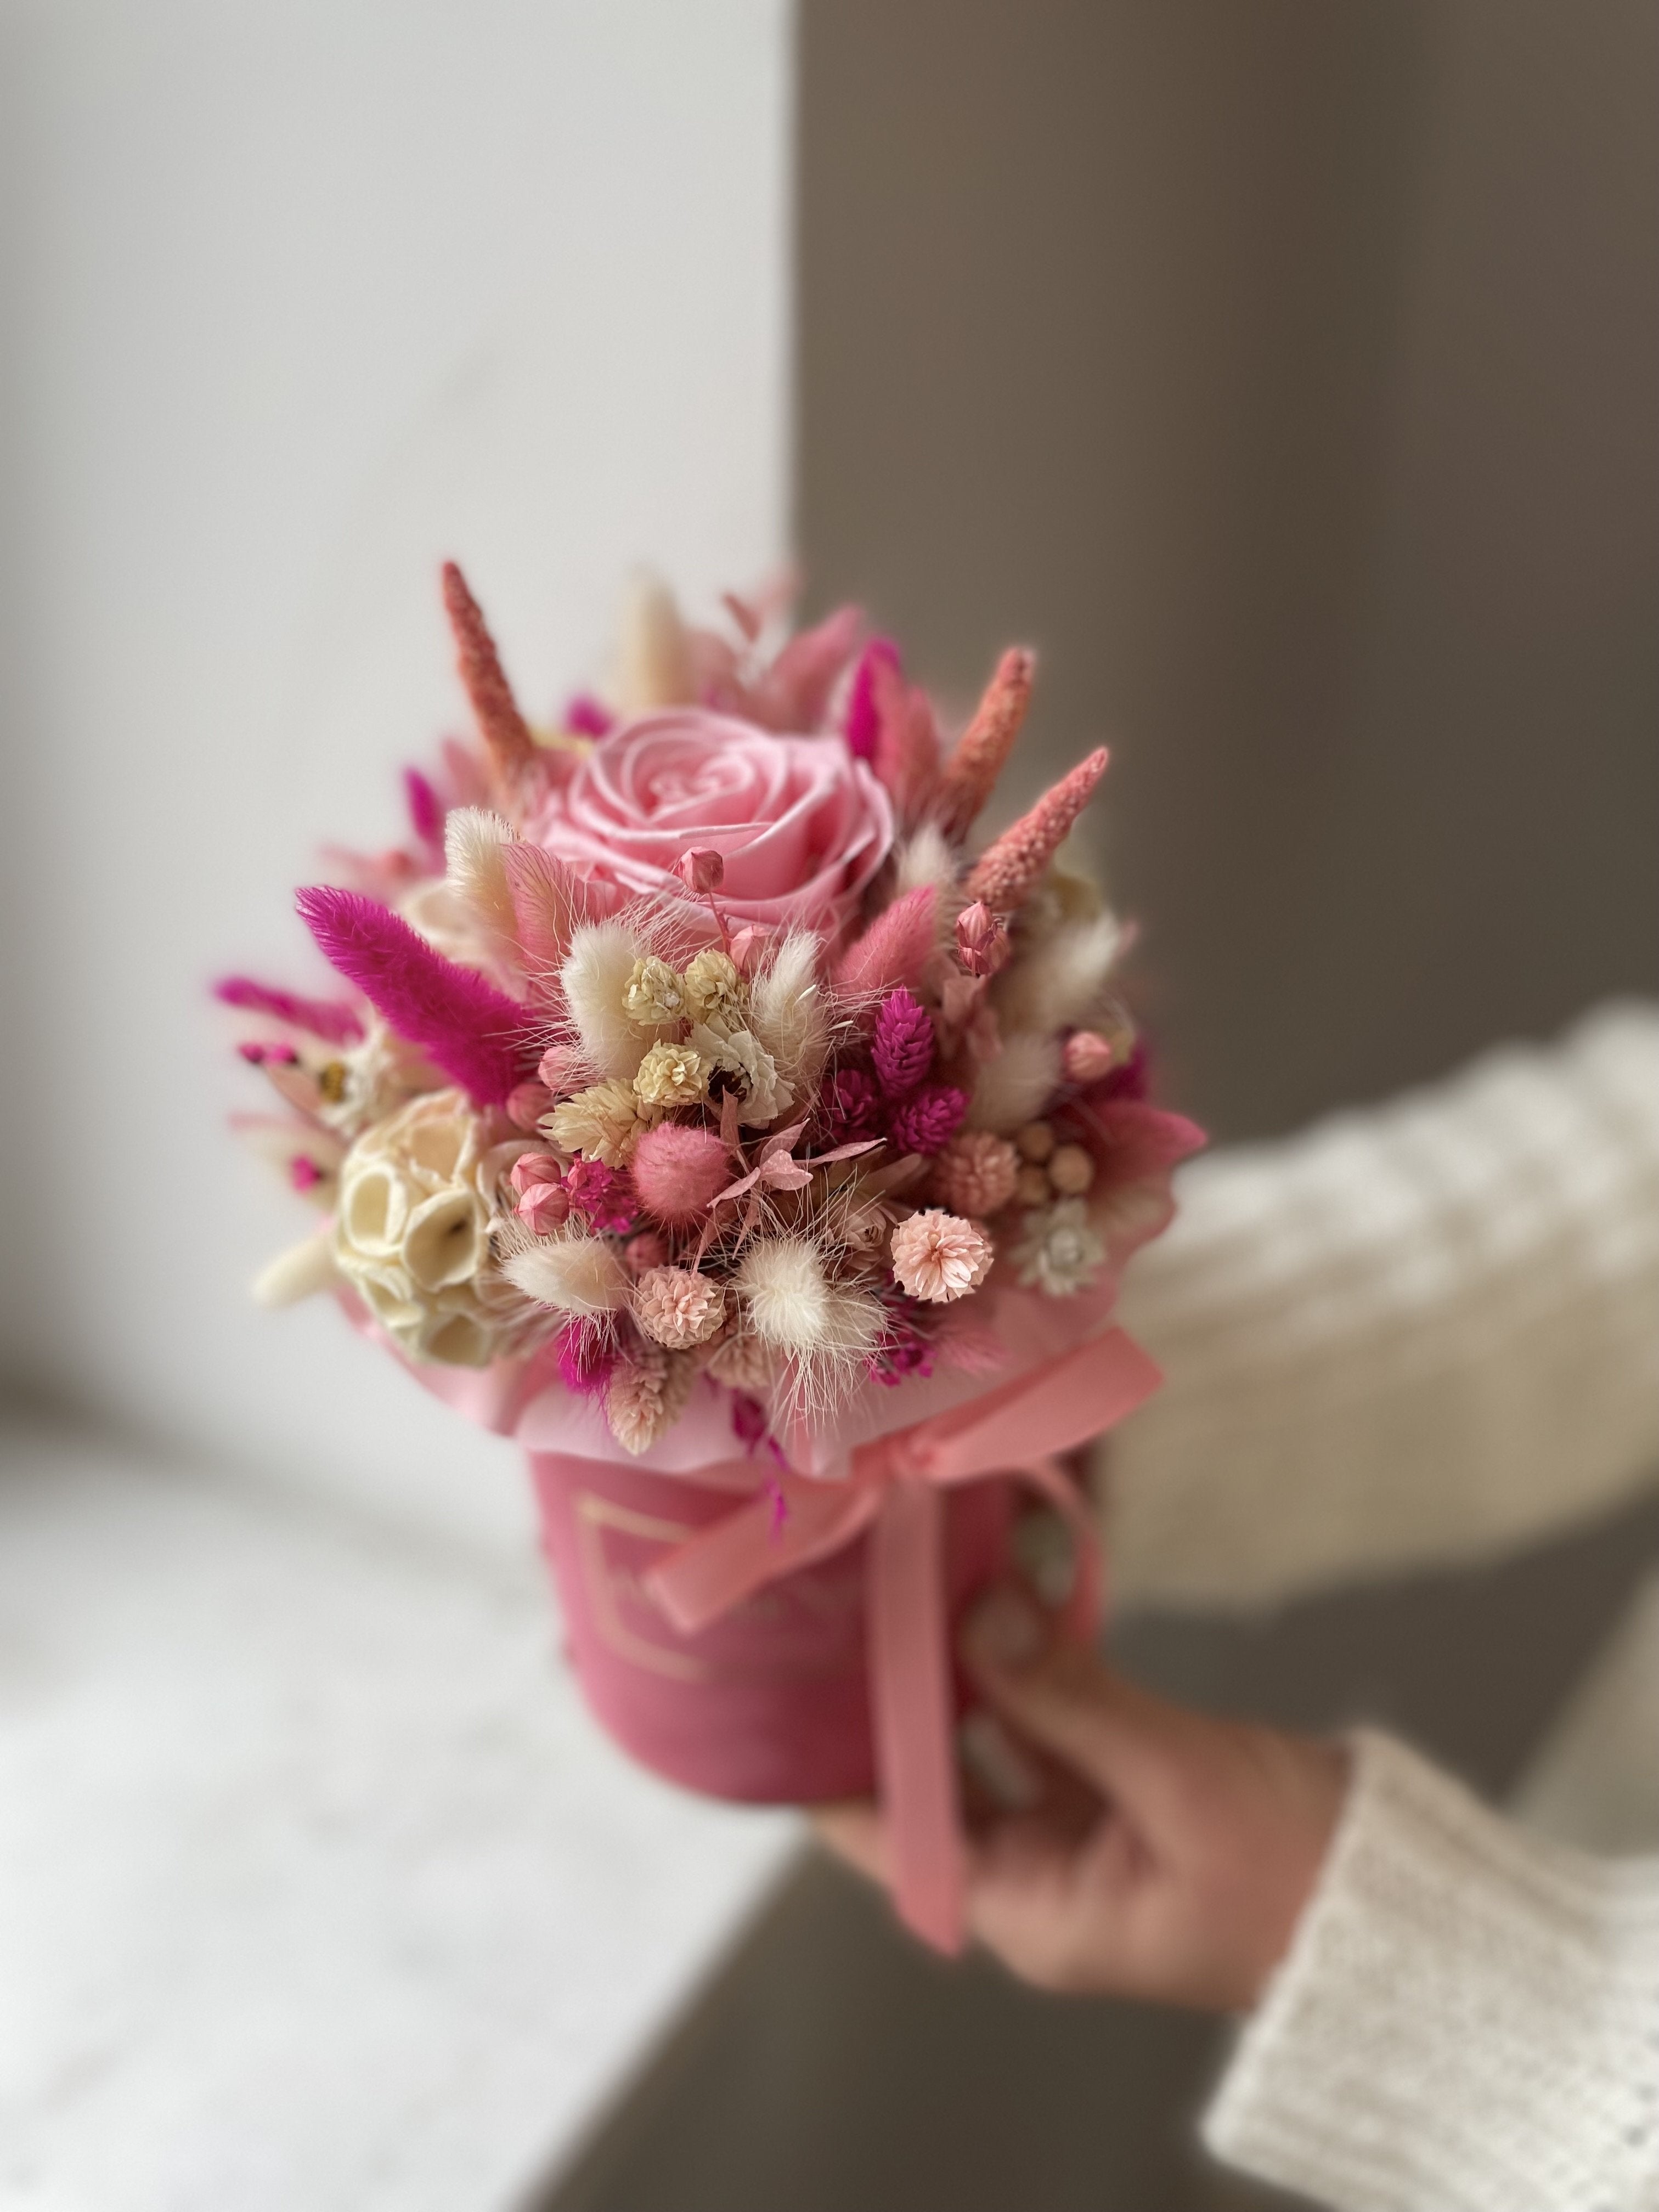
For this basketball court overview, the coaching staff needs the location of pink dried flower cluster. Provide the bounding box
[229,561,1200,1457]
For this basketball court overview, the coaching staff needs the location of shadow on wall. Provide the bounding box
[795,0,1659,1143]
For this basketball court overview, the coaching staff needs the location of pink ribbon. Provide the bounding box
[645,1326,1161,1952]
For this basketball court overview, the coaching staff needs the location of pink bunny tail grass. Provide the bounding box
[934,648,1035,840]
[403,767,446,851]
[213,977,364,1046]
[964,747,1110,912]
[833,885,938,1006]
[500,841,616,977]
[441,560,537,783]
[844,637,900,761]
[295,885,533,1107]
[629,1121,731,1227]
[869,652,941,823]
[754,603,864,731]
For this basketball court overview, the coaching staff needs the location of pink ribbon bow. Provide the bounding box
[645,1326,1160,1951]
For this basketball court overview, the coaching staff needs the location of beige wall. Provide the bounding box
[795,0,1659,1139]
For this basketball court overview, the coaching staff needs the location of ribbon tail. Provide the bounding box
[646,1477,874,1636]
[870,1479,964,1955]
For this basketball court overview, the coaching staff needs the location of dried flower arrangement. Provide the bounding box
[222,567,1203,1468]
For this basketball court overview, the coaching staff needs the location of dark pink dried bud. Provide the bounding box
[675,847,725,895]
[510,1152,565,1196]
[953,901,1009,978]
[822,1065,883,1143]
[872,988,935,1100]
[887,1083,968,1158]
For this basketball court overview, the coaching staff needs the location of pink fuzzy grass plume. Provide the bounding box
[213,977,363,1046]
[295,884,534,1107]
[834,885,937,1003]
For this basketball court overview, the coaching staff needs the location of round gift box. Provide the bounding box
[528,1449,1015,1804]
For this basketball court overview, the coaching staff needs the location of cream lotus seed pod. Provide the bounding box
[1047,1142,1096,1196]
[1015,1163,1053,1207]
[1015,1120,1056,1164]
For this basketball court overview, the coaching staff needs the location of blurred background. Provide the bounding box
[2,2,1655,2207]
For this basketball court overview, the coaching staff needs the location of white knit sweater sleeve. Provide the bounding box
[1205,1730,1659,2211]
[1105,1003,1659,1611]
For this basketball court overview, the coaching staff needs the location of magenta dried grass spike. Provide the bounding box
[556,1318,617,1399]
[964,746,1110,912]
[214,977,364,1046]
[403,766,445,851]
[441,560,537,782]
[294,885,532,1107]
[833,885,937,1003]
[887,1082,967,1157]
[934,647,1035,840]
[844,637,900,761]
[872,988,935,1101]
[562,691,613,737]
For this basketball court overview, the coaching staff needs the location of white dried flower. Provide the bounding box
[623,954,686,1030]
[547,1078,651,1165]
[333,1087,534,1366]
[503,1231,630,1317]
[1011,1197,1105,1298]
[690,1023,792,1129]
[633,1039,707,1109]
[681,947,747,1030]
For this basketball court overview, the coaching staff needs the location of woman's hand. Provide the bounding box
[817,1584,1347,2011]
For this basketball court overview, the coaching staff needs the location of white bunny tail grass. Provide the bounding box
[251,1229,340,1307]
[560,919,649,1080]
[443,806,523,978]
[502,1229,630,1317]
[967,1031,1063,1132]
[614,570,694,712]
[749,930,830,1098]
[736,1235,881,1425]
[891,820,959,910]
[994,913,1123,1036]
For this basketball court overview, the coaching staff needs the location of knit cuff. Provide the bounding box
[1203,1730,1659,2212]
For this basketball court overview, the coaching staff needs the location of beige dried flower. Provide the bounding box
[546,1078,650,1166]
[1015,1119,1056,1163]
[681,947,747,1030]
[933,1131,1020,1217]
[1015,1163,1053,1207]
[888,1209,994,1304]
[690,1023,792,1128]
[1047,1142,1096,1195]
[1011,1197,1105,1297]
[606,1342,696,1455]
[704,1328,777,1393]
[633,1040,707,1109]
[623,955,686,1030]
[633,1266,727,1350]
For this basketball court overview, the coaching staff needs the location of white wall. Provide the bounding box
[0,0,792,1550]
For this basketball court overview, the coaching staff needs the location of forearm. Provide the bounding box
[1105,1003,1659,1611]
[1205,1730,1659,2212]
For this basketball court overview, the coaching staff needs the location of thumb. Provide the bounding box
[960,1584,1186,1815]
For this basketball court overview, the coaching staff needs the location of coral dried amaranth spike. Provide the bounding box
[441,560,538,783]
[934,647,1035,840]
[963,747,1109,913]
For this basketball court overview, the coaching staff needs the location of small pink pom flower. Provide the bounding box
[933,1130,1020,1216]
[518,1181,573,1234]
[887,1082,967,1157]
[510,1152,564,1195]
[633,1266,727,1350]
[889,1209,994,1304]
[872,988,934,1099]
